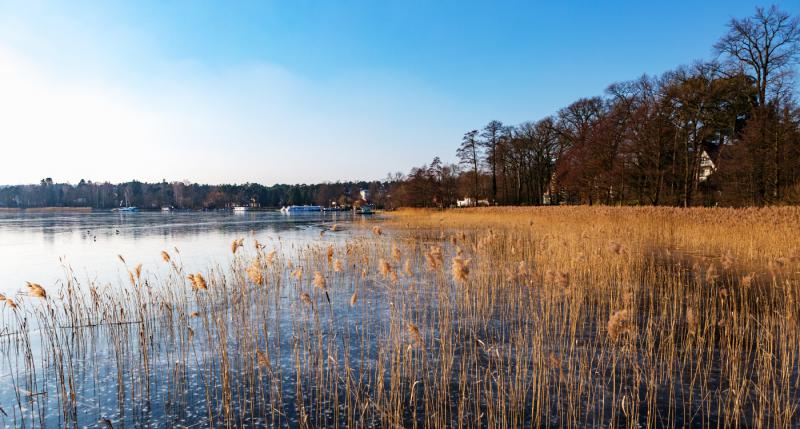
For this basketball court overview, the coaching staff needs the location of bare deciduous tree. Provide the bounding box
[457,130,481,202]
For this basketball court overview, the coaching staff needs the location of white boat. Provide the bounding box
[233,206,250,212]
[356,205,374,215]
[281,205,322,213]
[161,206,173,212]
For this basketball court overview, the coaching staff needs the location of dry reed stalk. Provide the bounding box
[265,250,277,264]
[256,349,271,369]
[379,259,392,279]
[403,260,413,277]
[686,307,698,334]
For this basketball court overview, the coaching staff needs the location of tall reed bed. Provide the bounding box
[0,207,798,428]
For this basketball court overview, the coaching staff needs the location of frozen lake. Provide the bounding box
[0,210,359,296]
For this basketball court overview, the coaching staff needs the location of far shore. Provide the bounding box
[0,207,93,213]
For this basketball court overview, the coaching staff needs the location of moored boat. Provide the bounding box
[281,205,322,213]
[356,205,374,215]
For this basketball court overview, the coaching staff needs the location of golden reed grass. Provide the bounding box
[2,205,799,428]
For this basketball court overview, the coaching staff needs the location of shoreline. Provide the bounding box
[0,207,93,213]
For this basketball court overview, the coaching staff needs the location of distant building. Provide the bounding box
[456,197,489,207]
[698,145,720,182]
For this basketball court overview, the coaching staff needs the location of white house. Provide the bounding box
[456,197,489,207]
[698,147,718,182]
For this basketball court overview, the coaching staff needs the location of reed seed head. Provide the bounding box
[187,273,208,291]
[451,257,470,283]
[406,322,424,349]
[313,271,326,289]
[25,282,47,299]
[607,309,631,341]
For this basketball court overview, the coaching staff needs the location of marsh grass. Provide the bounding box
[1,206,799,428]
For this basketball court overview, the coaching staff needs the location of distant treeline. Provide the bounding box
[0,179,391,210]
[391,6,800,207]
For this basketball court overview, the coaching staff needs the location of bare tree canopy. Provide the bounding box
[715,5,800,106]
[457,130,481,200]
[385,6,800,208]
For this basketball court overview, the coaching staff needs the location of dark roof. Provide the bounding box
[702,142,722,162]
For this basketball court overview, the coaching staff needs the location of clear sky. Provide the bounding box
[1,0,796,185]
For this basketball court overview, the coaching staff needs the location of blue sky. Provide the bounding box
[0,0,796,185]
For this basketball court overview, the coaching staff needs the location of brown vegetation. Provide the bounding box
[1,206,799,427]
